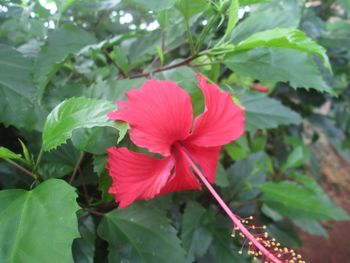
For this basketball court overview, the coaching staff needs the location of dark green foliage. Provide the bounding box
[0,0,349,262]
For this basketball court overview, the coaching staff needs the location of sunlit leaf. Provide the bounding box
[0,179,80,263]
[240,93,302,132]
[42,97,116,151]
[234,28,331,70]
[0,147,21,160]
[225,48,331,92]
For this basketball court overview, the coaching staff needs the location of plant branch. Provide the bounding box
[103,50,127,78]
[4,158,36,179]
[79,167,89,204]
[129,55,199,79]
[69,152,85,184]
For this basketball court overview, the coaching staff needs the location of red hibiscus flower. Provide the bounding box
[106,74,300,263]
[107,74,244,208]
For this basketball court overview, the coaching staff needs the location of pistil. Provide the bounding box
[178,145,286,263]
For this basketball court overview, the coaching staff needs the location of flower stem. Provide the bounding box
[179,146,282,263]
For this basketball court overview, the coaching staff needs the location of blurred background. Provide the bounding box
[0,0,349,262]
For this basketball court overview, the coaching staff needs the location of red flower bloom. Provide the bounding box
[106,74,300,263]
[107,74,244,208]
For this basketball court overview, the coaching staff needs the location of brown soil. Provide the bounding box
[299,124,350,263]
[299,182,350,263]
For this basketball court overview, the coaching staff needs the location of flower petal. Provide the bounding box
[182,142,221,184]
[108,80,193,156]
[187,74,244,147]
[107,147,174,208]
[160,147,201,195]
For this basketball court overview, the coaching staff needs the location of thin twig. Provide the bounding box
[87,210,105,216]
[128,55,198,78]
[79,167,89,204]
[103,49,127,78]
[4,158,36,179]
[81,207,105,217]
[69,152,85,184]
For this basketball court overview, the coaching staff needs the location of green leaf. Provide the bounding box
[215,163,230,187]
[114,46,129,75]
[128,30,161,64]
[260,181,336,220]
[267,220,301,247]
[290,173,349,220]
[239,93,302,132]
[0,44,45,131]
[234,28,331,70]
[224,48,331,92]
[284,146,310,170]
[0,179,80,263]
[98,203,186,262]
[87,78,146,101]
[261,204,283,221]
[0,147,21,160]
[239,0,271,4]
[98,171,113,202]
[292,219,328,238]
[157,66,197,93]
[222,0,239,40]
[34,26,96,99]
[42,97,116,151]
[38,142,80,179]
[124,0,176,12]
[176,0,207,20]
[54,0,77,13]
[226,152,268,201]
[181,201,213,262]
[231,3,299,43]
[18,139,33,166]
[206,217,242,263]
[73,213,96,263]
[72,127,118,155]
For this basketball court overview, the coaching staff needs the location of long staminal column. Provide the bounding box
[178,146,283,263]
